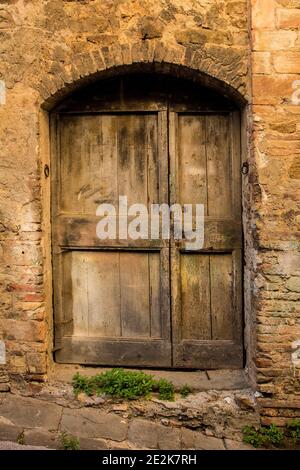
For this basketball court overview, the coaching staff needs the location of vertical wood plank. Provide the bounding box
[147,114,159,207]
[157,112,171,343]
[158,111,169,206]
[149,253,162,338]
[60,115,119,214]
[210,253,234,340]
[206,115,232,217]
[87,252,121,338]
[230,112,242,219]
[232,249,243,343]
[61,116,92,214]
[181,254,211,340]
[178,115,208,210]
[97,115,118,207]
[169,111,182,357]
[70,252,89,336]
[117,114,148,207]
[120,252,150,338]
[62,252,74,336]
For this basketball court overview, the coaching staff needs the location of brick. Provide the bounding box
[0,384,10,392]
[277,9,300,29]
[21,294,44,303]
[0,319,46,343]
[253,30,297,51]
[274,53,300,74]
[252,0,276,28]
[26,352,47,374]
[252,52,272,74]
[253,75,298,105]
[289,156,300,179]
[8,356,27,374]
[286,277,300,293]
[261,417,289,427]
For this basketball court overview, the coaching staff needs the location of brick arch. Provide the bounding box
[36,41,248,110]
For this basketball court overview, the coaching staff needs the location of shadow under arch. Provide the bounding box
[43,62,248,112]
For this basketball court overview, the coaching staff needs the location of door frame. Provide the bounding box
[48,73,246,369]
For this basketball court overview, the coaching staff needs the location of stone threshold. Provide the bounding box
[49,365,249,392]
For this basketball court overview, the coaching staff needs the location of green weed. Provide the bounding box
[156,378,175,401]
[72,369,176,401]
[92,368,154,399]
[287,419,300,443]
[243,424,284,448]
[60,432,80,450]
[180,384,192,398]
[16,431,25,446]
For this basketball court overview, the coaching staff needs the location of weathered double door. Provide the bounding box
[52,76,243,368]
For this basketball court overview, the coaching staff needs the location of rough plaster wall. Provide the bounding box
[251,0,300,422]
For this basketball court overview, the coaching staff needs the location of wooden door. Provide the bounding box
[52,111,171,366]
[51,75,243,369]
[169,111,243,368]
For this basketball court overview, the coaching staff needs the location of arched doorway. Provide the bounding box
[50,73,243,369]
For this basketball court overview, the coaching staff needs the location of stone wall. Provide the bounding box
[0,0,299,421]
[0,0,250,378]
[251,0,300,422]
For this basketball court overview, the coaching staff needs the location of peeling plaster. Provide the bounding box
[291,340,300,376]
[0,341,6,365]
[0,81,5,105]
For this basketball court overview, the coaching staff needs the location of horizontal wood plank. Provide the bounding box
[173,341,243,369]
[55,337,172,367]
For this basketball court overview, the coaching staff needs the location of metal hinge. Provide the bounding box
[241,162,249,175]
[44,164,50,178]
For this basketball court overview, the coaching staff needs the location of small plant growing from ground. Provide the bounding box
[16,431,25,445]
[73,369,176,401]
[156,378,175,401]
[287,419,300,443]
[180,384,192,398]
[73,372,94,397]
[60,432,80,450]
[243,424,284,448]
[93,368,154,399]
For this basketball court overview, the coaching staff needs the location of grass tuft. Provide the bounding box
[60,432,80,450]
[73,369,176,401]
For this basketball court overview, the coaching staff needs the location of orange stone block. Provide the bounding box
[274,52,300,74]
[252,0,276,28]
[253,30,297,51]
[253,52,272,74]
[253,75,299,105]
[277,8,300,29]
